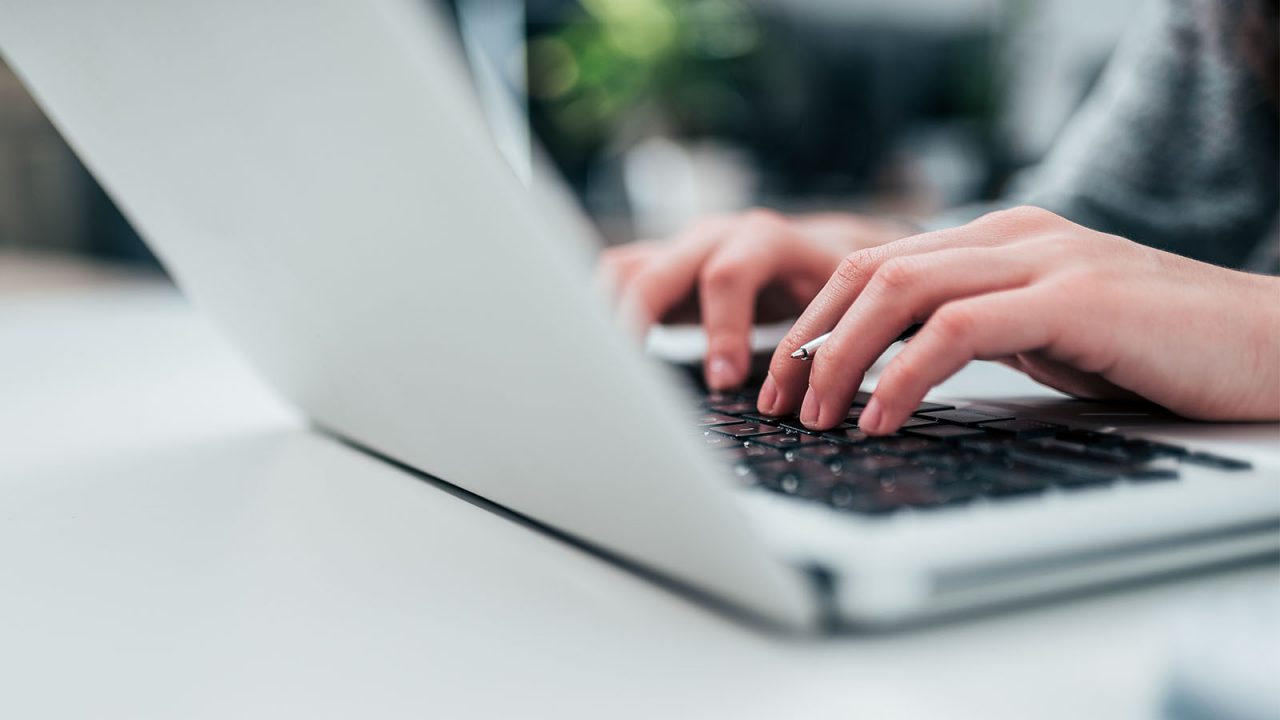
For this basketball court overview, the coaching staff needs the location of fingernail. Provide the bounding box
[758,374,778,413]
[706,354,737,390]
[859,396,883,434]
[800,387,822,427]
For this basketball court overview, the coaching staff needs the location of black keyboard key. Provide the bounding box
[755,459,841,497]
[970,466,1054,497]
[834,454,911,475]
[914,401,956,414]
[723,443,779,461]
[1054,429,1126,447]
[826,483,901,515]
[707,401,759,415]
[759,470,807,497]
[825,483,861,510]
[925,480,987,505]
[904,424,989,441]
[695,413,745,427]
[777,417,835,435]
[824,428,871,445]
[1183,452,1252,471]
[880,465,942,485]
[1024,438,1180,480]
[712,423,783,439]
[898,416,938,429]
[1123,438,1189,458]
[701,432,740,448]
[919,409,1015,425]
[749,432,829,450]
[1034,438,1134,464]
[873,483,950,509]
[738,413,785,426]
[702,392,747,407]
[798,442,846,459]
[979,418,1064,438]
[913,450,985,472]
[1005,442,1136,480]
[869,434,944,453]
[958,437,1017,455]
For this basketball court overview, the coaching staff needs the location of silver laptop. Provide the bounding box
[3,0,1276,631]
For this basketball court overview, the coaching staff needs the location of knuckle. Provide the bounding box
[878,363,925,406]
[779,325,812,353]
[809,344,846,384]
[772,328,815,370]
[678,215,727,243]
[699,256,744,291]
[834,250,874,287]
[741,207,784,228]
[977,205,1057,231]
[693,215,725,233]
[880,359,919,391]
[871,257,918,293]
[931,302,977,341]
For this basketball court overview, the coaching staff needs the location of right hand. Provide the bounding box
[597,209,913,390]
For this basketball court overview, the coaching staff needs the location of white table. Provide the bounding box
[1,252,1274,720]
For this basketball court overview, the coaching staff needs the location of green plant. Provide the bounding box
[526,0,762,149]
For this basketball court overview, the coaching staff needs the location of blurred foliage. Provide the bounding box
[522,0,1016,206]
[525,0,764,168]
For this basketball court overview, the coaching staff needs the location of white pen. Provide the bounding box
[790,323,923,360]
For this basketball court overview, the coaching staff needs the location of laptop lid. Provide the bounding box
[0,0,816,628]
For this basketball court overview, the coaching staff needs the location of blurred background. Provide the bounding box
[0,0,1140,264]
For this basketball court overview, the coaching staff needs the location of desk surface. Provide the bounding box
[1,252,1275,720]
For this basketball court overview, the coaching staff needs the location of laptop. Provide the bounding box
[2,0,1275,631]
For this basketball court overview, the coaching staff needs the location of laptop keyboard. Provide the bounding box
[695,384,1253,516]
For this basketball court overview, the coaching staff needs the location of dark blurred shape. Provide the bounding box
[86,182,154,263]
[0,57,153,264]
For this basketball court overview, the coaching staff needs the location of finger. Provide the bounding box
[595,249,652,303]
[615,218,732,332]
[800,248,1036,429]
[602,238,663,263]
[697,224,795,389]
[860,287,1057,434]
[764,215,1027,414]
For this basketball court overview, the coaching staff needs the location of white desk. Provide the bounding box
[1,253,1274,720]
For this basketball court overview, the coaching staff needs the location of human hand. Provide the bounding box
[758,206,1280,433]
[597,209,913,390]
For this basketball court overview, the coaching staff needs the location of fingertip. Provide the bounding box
[704,333,750,390]
[765,369,807,415]
[757,374,778,413]
[799,387,821,427]
[705,353,742,391]
[857,396,885,435]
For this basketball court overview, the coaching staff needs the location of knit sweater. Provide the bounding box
[976,0,1279,272]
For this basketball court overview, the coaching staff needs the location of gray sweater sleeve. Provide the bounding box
[1018,0,1279,270]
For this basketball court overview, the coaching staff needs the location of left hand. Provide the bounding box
[755,206,1280,434]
